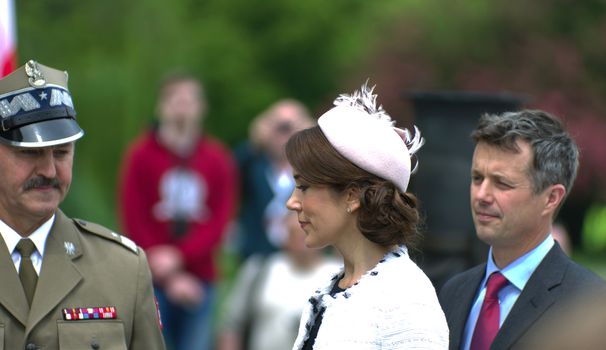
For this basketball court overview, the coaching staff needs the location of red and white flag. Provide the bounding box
[1,0,17,77]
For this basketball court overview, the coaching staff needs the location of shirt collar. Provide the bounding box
[485,234,555,291]
[0,215,55,257]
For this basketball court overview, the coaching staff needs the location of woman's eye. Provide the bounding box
[296,185,309,192]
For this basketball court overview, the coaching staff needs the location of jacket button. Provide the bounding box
[25,344,37,350]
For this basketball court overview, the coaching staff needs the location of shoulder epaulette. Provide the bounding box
[73,218,139,254]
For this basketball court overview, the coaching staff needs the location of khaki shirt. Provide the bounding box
[0,210,165,350]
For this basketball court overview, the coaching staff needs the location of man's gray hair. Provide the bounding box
[471,109,579,196]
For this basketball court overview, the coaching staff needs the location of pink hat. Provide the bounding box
[317,82,424,193]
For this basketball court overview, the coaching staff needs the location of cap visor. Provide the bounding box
[0,118,84,147]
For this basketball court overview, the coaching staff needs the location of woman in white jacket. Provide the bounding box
[285,83,449,349]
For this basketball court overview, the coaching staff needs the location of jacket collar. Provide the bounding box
[313,245,408,299]
[25,210,83,334]
[492,244,567,349]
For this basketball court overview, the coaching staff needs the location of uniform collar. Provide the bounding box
[0,214,55,258]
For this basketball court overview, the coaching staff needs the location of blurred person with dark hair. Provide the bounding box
[233,99,314,260]
[119,72,237,350]
[439,110,606,350]
[0,60,165,349]
[217,212,340,350]
[285,83,448,349]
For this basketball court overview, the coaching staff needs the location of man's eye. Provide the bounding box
[20,150,39,156]
[497,181,513,189]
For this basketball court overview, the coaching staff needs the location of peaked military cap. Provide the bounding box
[0,59,84,147]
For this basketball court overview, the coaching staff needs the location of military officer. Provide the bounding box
[0,60,166,350]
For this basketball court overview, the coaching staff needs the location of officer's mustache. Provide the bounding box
[24,176,61,191]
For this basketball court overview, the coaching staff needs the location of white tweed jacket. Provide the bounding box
[292,246,449,350]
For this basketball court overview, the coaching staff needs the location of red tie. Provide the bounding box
[470,271,509,350]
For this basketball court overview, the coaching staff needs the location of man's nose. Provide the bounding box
[35,151,57,178]
[473,181,493,204]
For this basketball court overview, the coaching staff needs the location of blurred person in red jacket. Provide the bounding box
[118,72,237,350]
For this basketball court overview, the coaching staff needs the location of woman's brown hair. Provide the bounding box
[286,126,421,249]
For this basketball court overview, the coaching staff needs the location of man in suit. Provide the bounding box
[439,109,605,350]
[0,60,165,349]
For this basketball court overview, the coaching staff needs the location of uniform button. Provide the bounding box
[25,343,37,350]
[91,341,100,349]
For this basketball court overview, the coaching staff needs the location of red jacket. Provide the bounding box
[119,130,237,282]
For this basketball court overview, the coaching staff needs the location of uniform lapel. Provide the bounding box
[25,211,83,334]
[492,245,565,349]
[447,264,485,349]
[0,235,29,325]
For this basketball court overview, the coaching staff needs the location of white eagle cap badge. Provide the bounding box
[25,60,46,88]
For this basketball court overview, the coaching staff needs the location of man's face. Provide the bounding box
[265,103,312,161]
[0,142,74,233]
[470,140,552,260]
[158,80,204,133]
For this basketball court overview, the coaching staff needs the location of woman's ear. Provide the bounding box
[345,187,361,213]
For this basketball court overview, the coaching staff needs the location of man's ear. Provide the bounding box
[543,184,566,216]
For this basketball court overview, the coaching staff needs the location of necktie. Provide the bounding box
[470,271,509,350]
[15,239,38,306]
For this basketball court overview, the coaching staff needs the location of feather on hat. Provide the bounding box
[317,82,424,192]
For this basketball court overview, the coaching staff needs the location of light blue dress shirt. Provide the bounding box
[460,234,555,350]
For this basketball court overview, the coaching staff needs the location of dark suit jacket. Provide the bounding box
[439,244,605,350]
[234,141,278,259]
[0,210,166,350]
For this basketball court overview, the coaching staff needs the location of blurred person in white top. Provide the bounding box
[217,212,340,350]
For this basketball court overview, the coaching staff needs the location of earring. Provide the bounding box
[346,207,352,213]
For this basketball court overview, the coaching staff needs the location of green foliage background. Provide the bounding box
[16,0,407,230]
[15,0,606,242]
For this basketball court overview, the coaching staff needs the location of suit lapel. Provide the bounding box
[25,211,83,334]
[448,264,486,349]
[0,235,29,325]
[492,245,566,349]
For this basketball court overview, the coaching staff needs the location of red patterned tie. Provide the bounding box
[470,271,509,350]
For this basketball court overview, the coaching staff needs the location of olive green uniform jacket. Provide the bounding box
[0,210,166,350]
